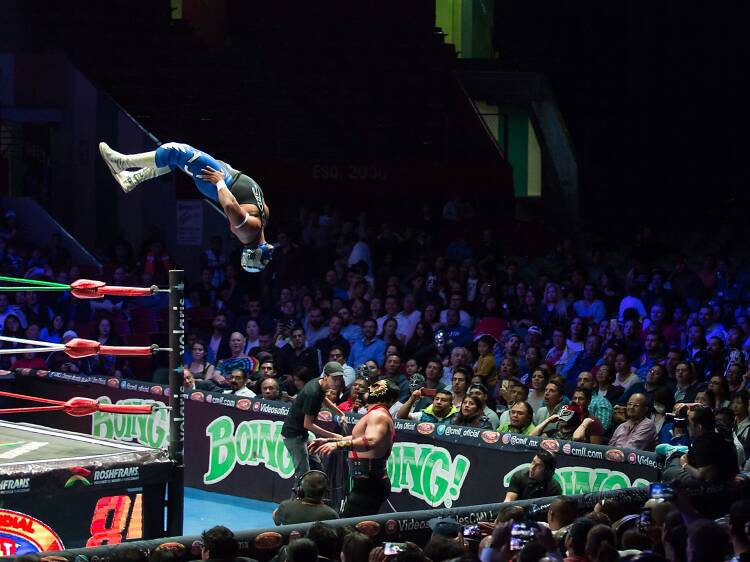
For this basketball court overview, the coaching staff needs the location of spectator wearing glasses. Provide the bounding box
[608,393,658,451]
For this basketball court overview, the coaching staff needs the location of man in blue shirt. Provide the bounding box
[349,318,387,368]
[443,309,472,351]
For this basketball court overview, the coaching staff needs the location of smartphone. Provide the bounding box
[462,524,480,538]
[509,522,535,551]
[422,388,437,397]
[639,508,651,529]
[650,482,674,500]
[383,543,407,555]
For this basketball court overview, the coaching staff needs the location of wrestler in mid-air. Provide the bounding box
[99,142,273,272]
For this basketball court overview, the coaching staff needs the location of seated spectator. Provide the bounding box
[338,376,368,413]
[577,371,613,431]
[328,346,356,388]
[621,364,668,407]
[547,495,578,533]
[46,329,91,374]
[273,472,338,525]
[39,314,65,344]
[498,401,536,435]
[474,334,499,389]
[286,538,319,562]
[585,525,619,562]
[595,364,624,405]
[687,519,732,562]
[527,367,550,412]
[613,353,640,391]
[677,406,738,483]
[398,389,457,424]
[673,362,700,404]
[260,377,284,401]
[503,450,561,502]
[340,532,373,562]
[532,403,588,441]
[608,393,658,451]
[223,368,256,398]
[561,334,602,393]
[453,395,494,429]
[306,522,341,562]
[348,318,386,368]
[185,339,216,382]
[533,379,566,430]
[563,518,595,562]
[729,499,750,562]
[733,390,750,458]
[199,525,255,562]
[569,387,605,444]
[468,382,501,427]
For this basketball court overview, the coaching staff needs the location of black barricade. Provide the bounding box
[37,477,750,562]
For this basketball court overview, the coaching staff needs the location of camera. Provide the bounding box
[665,406,688,429]
[650,482,674,500]
[509,522,535,551]
[462,524,480,538]
[383,543,407,555]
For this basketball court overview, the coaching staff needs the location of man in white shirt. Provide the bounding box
[439,292,472,329]
[395,293,421,341]
[223,368,256,398]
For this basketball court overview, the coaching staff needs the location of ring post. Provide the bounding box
[167,269,185,535]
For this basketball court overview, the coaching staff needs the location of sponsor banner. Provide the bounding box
[183,397,658,509]
[10,374,660,510]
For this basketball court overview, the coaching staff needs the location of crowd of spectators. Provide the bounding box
[4,201,750,559]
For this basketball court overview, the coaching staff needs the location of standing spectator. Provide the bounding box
[608,393,658,451]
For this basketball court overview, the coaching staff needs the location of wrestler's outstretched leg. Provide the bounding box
[99,141,233,197]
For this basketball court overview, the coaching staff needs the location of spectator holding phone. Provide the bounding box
[398,389,457,424]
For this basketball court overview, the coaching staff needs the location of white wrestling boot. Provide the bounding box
[99,142,169,193]
[113,166,170,194]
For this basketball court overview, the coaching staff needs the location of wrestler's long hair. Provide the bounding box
[366,379,399,407]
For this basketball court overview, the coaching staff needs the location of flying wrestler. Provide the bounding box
[308,379,398,517]
[98,141,273,272]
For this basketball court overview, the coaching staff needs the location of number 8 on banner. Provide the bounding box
[86,495,133,547]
